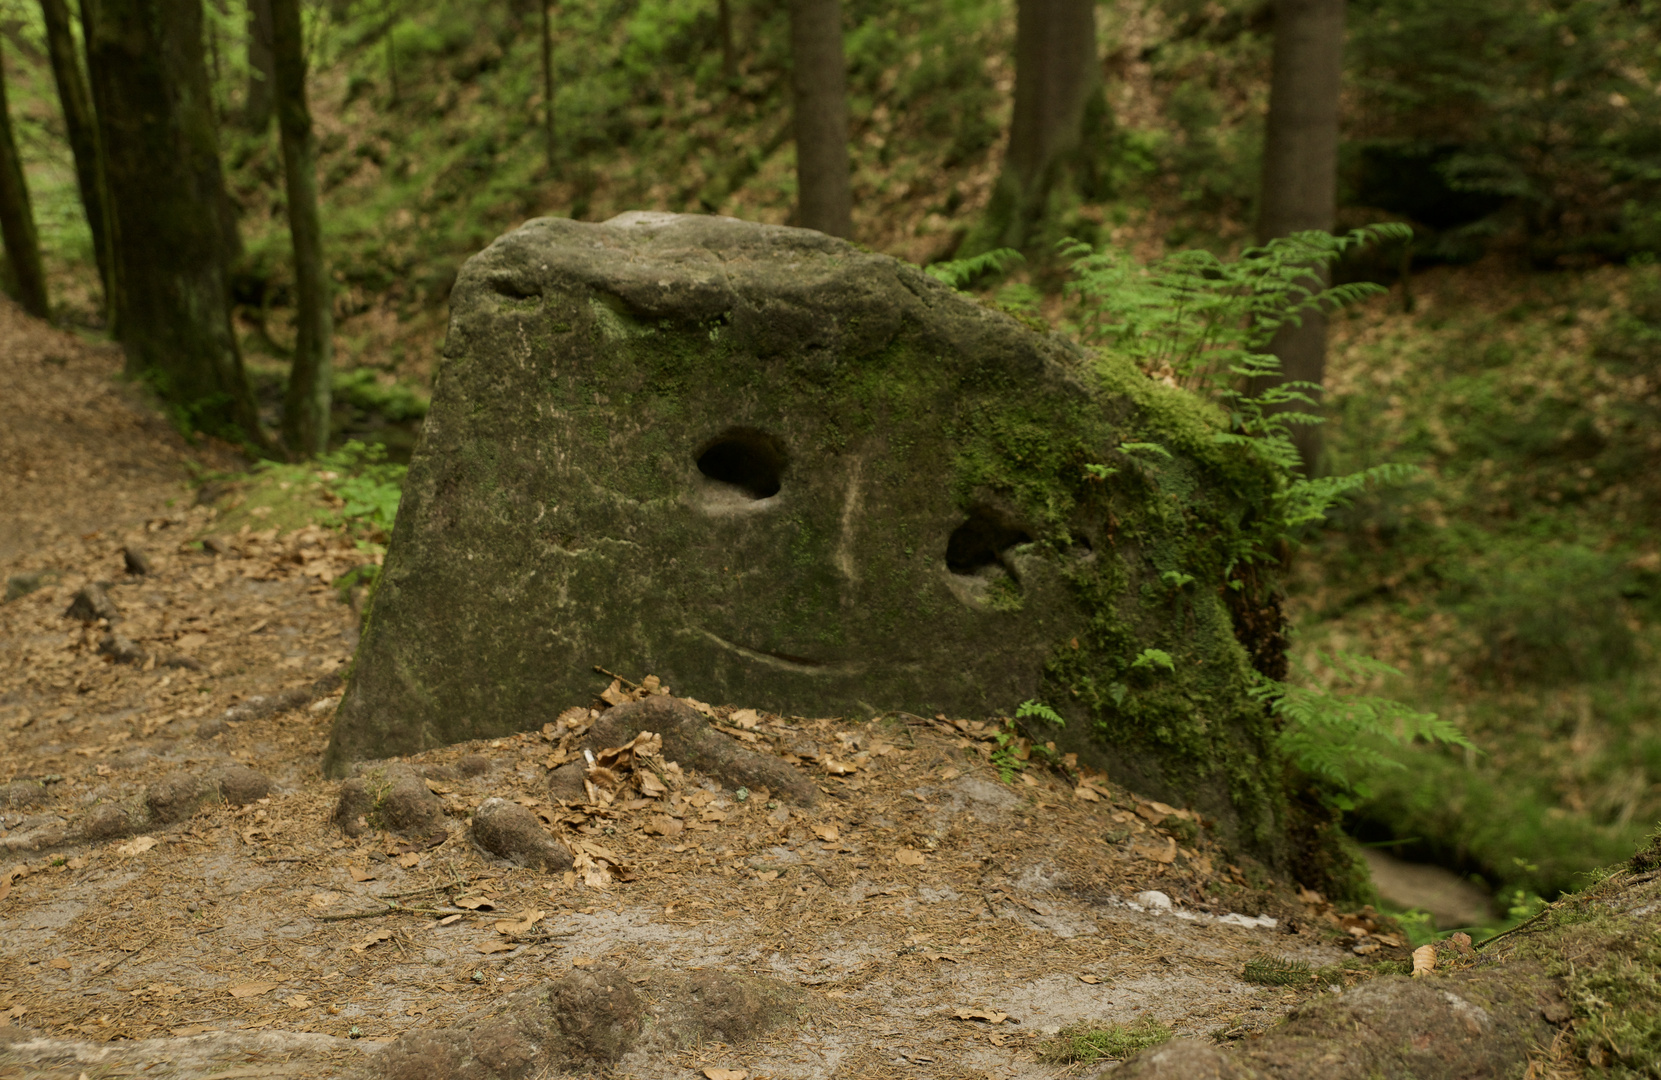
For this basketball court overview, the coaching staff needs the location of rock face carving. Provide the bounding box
[326,212,1290,853]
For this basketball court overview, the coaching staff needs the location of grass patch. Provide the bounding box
[1036,1018,1174,1065]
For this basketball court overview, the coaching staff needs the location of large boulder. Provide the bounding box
[325,212,1290,853]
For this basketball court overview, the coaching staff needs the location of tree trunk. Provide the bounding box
[965,0,1098,255]
[787,0,851,238]
[244,0,276,131]
[40,0,114,328]
[0,43,50,322]
[540,0,555,172]
[1256,0,1346,475]
[717,0,737,82]
[84,0,264,446]
[272,0,332,457]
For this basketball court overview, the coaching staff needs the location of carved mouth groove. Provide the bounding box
[696,629,866,677]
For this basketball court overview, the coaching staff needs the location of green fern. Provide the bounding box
[1016,699,1066,727]
[1251,651,1474,805]
[925,247,1024,289]
[1130,648,1175,673]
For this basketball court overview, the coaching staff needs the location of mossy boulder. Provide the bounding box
[326,212,1291,856]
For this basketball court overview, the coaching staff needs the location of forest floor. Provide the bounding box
[0,302,1412,1078]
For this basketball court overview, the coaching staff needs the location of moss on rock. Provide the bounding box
[326,212,1293,859]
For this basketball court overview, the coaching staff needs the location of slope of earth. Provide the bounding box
[0,298,1420,1079]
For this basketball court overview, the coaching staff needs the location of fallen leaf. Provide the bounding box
[570,956,597,967]
[1078,974,1101,984]
[1131,836,1178,864]
[494,908,546,935]
[952,1007,1009,1024]
[894,847,926,867]
[642,815,683,837]
[453,896,496,910]
[700,808,726,823]
[423,779,452,795]
[821,757,857,776]
[352,929,394,953]
[923,952,958,963]
[115,836,158,857]
[1072,785,1101,802]
[436,914,463,926]
[729,708,760,729]
[813,824,840,843]
[396,853,420,869]
[1412,944,1436,978]
[989,1031,1011,1046]
[754,870,779,883]
[49,957,71,970]
[282,994,312,1009]
[476,941,516,954]
[940,768,960,780]
[228,981,279,998]
[348,866,376,883]
[703,1069,747,1080]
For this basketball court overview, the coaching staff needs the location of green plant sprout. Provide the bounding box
[1159,570,1196,589]
[1130,648,1175,673]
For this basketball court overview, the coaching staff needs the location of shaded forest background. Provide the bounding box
[5,0,1661,925]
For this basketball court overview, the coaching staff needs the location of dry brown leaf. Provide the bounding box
[822,757,857,776]
[436,914,463,926]
[1072,785,1101,802]
[989,1031,1011,1046]
[396,852,420,869]
[453,896,495,910]
[570,956,597,967]
[352,928,394,953]
[115,835,158,857]
[494,908,546,935]
[1412,944,1436,978]
[894,847,926,867]
[1079,974,1101,984]
[940,768,960,780]
[423,779,452,795]
[703,1069,747,1080]
[282,994,312,1009]
[48,957,70,970]
[228,981,279,998]
[813,824,840,843]
[642,815,683,837]
[348,866,376,882]
[729,708,760,729]
[1131,836,1178,864]
[754,870,779,883]
[476,941,516,954]
[952,1007,1009,1024]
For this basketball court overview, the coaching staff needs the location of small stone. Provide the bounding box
[471,797,573,872]
[122,546,154,576]
[64,583,118,623]
[455,754,492,778]
[735,787,750,802]
[98,632,146,664]
[1133,890,1173,911]
[0,779,48,809]
[201,536,230,556]
[215,765,272,805]
[79,802,140,840]
[195,717,230,740]
[547,761,586,802]
[145,774,214,824]
[334,764,444,837]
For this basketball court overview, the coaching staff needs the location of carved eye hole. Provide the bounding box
[696,429,785,500]
[946,506,1031,578]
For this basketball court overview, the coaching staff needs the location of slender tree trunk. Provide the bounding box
[85,0,264,446]
[0,41,50,322]
[40,0,114,328]
[717,0,737,82]
[272,0,332,457]
[964,0,1097,255]
[787,0,851,238]
[244,0,276,131]
[1256,0,1346,475]
[540,0,555,172]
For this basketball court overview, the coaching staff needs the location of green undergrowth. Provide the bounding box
[1037,1017,1174,1066]
[197,439,407,539]
[1299,262,1661,901]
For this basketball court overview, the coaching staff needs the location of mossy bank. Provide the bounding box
[325,212,1294,860]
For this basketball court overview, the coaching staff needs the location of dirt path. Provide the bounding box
[0,303,1395,1079]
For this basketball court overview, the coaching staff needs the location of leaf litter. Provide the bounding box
[0,328,1412,1077]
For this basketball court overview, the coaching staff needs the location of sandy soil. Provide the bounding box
[0,299,1406,1079]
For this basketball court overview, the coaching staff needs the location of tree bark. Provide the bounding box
[965,0,1098,255]
[717,0,737,82]
[244,0,276,131]
[788,0,851,238]
[1257,0,1346,475]
[272,0,332,457]
[540,0,555,172]
[40,0,114,327]
[0,42,50,322]
[84,0,264,445]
